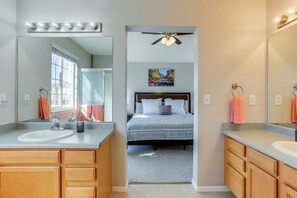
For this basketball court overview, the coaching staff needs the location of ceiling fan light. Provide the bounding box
[161,37,167,44]
[169,36,176,44]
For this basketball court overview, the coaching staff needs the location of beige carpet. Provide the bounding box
[128,145,193,183]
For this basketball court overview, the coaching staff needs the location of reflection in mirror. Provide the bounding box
[268,24,297,128]
[18,37,113,122]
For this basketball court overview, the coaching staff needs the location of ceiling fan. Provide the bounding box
[141,32,193,45]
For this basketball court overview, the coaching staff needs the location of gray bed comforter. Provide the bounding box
[127,113,193,142]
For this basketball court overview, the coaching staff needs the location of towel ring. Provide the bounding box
[232,83,244,96]
[293,84,297,96]
[39,88,49,97]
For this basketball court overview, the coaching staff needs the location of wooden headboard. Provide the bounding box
[134,92,191,113]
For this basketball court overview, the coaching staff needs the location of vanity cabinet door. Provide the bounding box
[247,163,277,198]
[0,166,60,198]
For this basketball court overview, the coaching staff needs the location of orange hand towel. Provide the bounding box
[230,96,245,124]
[39,97,51,119]
[291,96,297,123]
[92,104,104,122]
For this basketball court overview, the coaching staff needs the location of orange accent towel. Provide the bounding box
[39,97,51,120]
[81,105,92,121]
[92,104,104,122]
[230,96,245,124]
[291,96,297,123]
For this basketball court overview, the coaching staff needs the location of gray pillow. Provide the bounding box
[159,105,172,115]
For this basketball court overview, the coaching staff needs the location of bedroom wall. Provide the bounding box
[16,0,266,190]
[127,62,194,114]
[0,0,16,125]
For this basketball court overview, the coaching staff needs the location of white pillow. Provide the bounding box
[164,98,185,114]
[141,99,162,114]
[135,102,143,114]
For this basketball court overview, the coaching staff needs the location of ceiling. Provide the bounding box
[71,37,113,56]
[127,32,195,63]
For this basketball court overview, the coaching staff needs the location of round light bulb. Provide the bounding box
[274,16,281,23]
[288,7,296,14]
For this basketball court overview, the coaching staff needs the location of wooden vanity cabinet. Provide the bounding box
[0,149,61,198]
[225,136,297,198]
[224,137,246,198]
[279,163,297,198]
[246,148,277,198]
[0,137,112,198]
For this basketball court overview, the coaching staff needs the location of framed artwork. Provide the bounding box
[148,68,174,87]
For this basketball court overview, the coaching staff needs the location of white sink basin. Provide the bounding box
[18,129,75,142]
[272,141,297,158]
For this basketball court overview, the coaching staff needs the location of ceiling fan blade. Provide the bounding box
[151,37,163,45]
[141,32,162,35]
[175,32,193,35]
[173,36,182,45]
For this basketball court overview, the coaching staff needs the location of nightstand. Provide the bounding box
[127,113,133,122]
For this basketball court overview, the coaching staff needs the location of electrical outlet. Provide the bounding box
[249,95,256,105]
[275,95,282,106]
[204,94,211,105]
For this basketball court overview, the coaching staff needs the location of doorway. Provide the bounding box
[126,26,197,183]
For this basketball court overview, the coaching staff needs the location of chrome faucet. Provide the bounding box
[51,117,64,131]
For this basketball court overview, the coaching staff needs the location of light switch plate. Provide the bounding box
[275,95,282,106]
[24,94,30,104]
[249,95,256,105]
[0,93,7,105]
[204,94,211,105]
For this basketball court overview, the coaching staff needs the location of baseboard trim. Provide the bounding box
[112,180,129,192]
[197,186,230,192]
[191,179,198,191]
[191,179,230,192]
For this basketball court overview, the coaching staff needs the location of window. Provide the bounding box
[51,47,78,112]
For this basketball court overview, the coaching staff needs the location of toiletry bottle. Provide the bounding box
[87,113,93,122]
[77,115,84,133]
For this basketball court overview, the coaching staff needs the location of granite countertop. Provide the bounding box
[0,122,114,149]
[223,128,297,169]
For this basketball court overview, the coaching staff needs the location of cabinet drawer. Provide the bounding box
[226,150,245,174]
[65,151,96,164]
[225,164,245,198]
[247,148,277,176]
[66,187,95,198]
[226,137,245,157]
[280,163,297,190]
[65,168,96,181]
[0,151,60,164]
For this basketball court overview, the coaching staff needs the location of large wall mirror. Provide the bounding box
[268,23,297,128]
[17,36,113,122]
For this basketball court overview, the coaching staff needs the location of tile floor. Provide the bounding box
[111,184,235,198]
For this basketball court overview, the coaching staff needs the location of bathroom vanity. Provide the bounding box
[223,126,297,198]
[0,123,113,198]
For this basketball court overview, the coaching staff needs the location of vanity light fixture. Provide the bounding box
[274,6,297,29]
[26,22,102,33]
[25,22,37,31]
[51,23,61,30]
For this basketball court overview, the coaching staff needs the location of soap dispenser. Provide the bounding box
[77,115,84,133]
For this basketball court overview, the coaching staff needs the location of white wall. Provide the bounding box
[93,55,112,68]
[16,0,266,189]
[127,62,194,113]
[18,37,91,121]
[0,0,16,125]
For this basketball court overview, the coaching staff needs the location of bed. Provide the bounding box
[127,92,193,147]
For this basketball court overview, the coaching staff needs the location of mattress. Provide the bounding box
[127,113,193,142]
